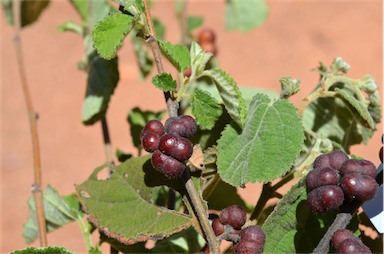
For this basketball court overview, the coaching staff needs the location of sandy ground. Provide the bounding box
[1,0,382,253]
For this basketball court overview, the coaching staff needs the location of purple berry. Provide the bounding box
[336,239,372,254]
[212,218,225,236]
[339,159,377,178]
[307,185,344,213]
[158,134,194,161]
[151,150,186,179]
[141,132,161,153]
[332,229,356,249]
[239,226,266,246]
[234,240,264,254]
[313,151,349,171]
[140,119,165,138]
[340,173,379,201]
[164,115,197,137]
[306,167,340,191]
[219,205,247,229]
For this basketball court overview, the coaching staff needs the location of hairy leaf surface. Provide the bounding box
[191,89,222,130]
[217,94,304,186]
[93,13,136,60]
[158,40,190,72]
[152,73,177,92]
[11,246,74,254]
[76,157,192,244]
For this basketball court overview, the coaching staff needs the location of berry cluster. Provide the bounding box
[211,205,266,254]
[306,151,379,213]
[331,229,372,254]
[141,116,197,179]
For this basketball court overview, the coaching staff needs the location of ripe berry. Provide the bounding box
[335,238,372,254]
[332,229,356,249]
[219,205,246,229]
[339,159,377,178]
[140,119,165,138]
[307,185,344,213]
[234,240,264,254]
[183,67,192,78]
[151,150,186,179]
[200,41,217,55]
[198,28,216,43]
[164,115,197,137]
[212,218,225,236]
[239,226,266,246]
[141,132,161,153]
[340,173,378,201]
[158,134,193,161]
[306,167,340,191]
[313,150,349,171]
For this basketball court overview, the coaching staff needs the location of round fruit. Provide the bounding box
[340,173,378,201]
[158,134,194,161]
[339,159,377,178]
[307,185,344,213]
[313,150,349,171]
[164,115,197,137]
[141,132,161,153]
[151,150,186,179]
[335,238,372,254]
[212,218,225,236]
[200,41,217,55]
[198,28,216,43]
[239,226,266,246]
[332,229,356,249]
[306,167,340,191]
[234,239,264,254]
[183,67,192,78]
[219,205,246,229]
[179,115,198,137]
[140,119,165,138]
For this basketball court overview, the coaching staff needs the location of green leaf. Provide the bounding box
[330,57,350,73]
[187,16,204,33]
[57,21,83,35]
[92,13,136,60]
[131,34,153,80]
[225,0,268,32]
[302,97,374,152]
[152,72,177,92]
[153,17,165,41]
[191,89,222,130]
[158,40,190,72]
[127,107,166,149]
[82,52,119,125]
[23,185,79,244]
[190,42,213,79]
[335,88,375,129]
[70,0,88,21]
[11,246,74,254]
[75,157,193,244]
[279,76,300,99]
[217,94,304,186]
[203,68,247,128]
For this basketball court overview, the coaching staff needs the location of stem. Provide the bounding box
[142,1,220,253]
[12,0,47,247]
[182,170,220,254]
[250,183,281,221]
[77,216,94,251]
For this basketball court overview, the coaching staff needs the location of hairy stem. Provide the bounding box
[142,1,220,253]
[12,0,47,247]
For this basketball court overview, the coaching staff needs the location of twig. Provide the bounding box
[12,0,47,247]
[142,1,220,253]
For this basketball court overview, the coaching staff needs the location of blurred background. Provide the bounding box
[1,0,382,252]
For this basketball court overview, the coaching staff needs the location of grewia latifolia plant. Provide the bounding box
[4,0,382,253]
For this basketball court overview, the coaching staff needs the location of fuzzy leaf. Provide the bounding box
[11,246,74,254]
[190,42,213,78]
[203,69,247,128]
[279,76,300,99]
[76,157,193,244]
[217,94,304,186]
[225,0,268,32]
[335,88,375,129]
[23,185,80,244]
[82,52,119,125]
[152,72,177,92]
[127,107,166,149]
[191,89,222,130]
[93,13,136,60]
[158,40,190,72]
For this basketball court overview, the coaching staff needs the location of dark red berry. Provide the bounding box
[332,229,356,249]
[183,67,192,78]
[141,132,161,152]
[335,238,372,254]
[180,115,198,137]
[151,150,186,179]
[339,159,377,178]
[212,218,225,236]
[239,226,266,246]
[219,205,246,229]
[313,151,349,171]
[198,28,216,43]
[340,173,378,201]
[234,239,264,254]
[158,134,194,161]
[306,167,340,191]
[141,119,165,138]
[164,116,197,137]
[307,185,344,213]
[200,41,217,55]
